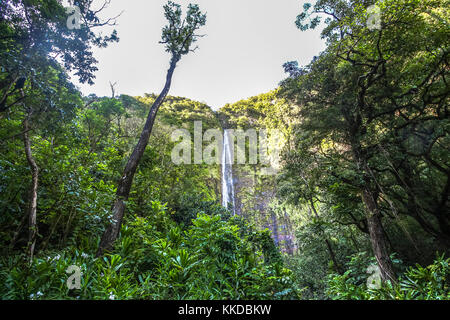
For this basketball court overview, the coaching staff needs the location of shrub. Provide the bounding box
[1,200,299,300]
[327,253,449,300]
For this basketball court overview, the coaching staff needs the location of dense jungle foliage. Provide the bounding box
[0,0,449,300]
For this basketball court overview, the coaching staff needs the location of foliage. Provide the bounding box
[327,254,449,300]
[160,1,206,57]
[0,201,299,300]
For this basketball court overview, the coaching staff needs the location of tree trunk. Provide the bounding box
[351,139,397,283]
[23,113,39,262]
[361,188,397,283]
[96,56,179,257]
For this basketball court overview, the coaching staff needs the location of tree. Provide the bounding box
[0,0,119,260]
[96,1,207,256]
[282,0,449,282]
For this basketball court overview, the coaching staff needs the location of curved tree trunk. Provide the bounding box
[96,56,179,257]
[23,112,39,262]
[361,187,397,283]
[351,136,397,283]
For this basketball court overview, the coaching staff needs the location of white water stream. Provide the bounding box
[221,130,235,215]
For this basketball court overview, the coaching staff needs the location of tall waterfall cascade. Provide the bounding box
[221,130,236,215]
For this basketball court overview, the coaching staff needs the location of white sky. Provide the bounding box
[74,0,326,109]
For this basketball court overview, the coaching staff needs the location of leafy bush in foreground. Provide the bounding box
[327,254,449,300]
[0,201,299,300]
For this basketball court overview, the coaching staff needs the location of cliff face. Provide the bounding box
[232,164,296,254]
[217,91,297,254]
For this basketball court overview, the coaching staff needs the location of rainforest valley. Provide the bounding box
[0,0,449,300]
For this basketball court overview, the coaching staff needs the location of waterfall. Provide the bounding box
[221,129,236,215]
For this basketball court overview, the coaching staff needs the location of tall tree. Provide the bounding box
[96,1,207,256]
[282,0,448,282]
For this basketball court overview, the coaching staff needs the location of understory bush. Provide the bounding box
[327,253,449,300]
[0,200,299,300]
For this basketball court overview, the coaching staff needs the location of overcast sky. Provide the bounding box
[73,0,326,109]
